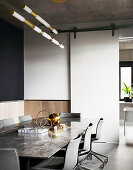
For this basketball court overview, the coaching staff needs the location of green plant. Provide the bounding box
[122,82,132,97]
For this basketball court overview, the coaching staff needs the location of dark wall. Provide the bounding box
[0,18,24,101]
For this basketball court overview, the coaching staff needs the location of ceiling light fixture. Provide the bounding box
[22,5,58,35]
[10,11,64,49]
[51,0,67,3]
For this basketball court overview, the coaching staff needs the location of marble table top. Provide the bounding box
[0,118,95,158]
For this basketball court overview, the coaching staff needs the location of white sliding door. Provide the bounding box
[71,31,119,143]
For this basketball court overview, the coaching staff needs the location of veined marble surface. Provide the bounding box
[0,118,95,158]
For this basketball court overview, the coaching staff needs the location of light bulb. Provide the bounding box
[22,5,32,14]
[52,39,59,45]
[52,29,58,35]
[42,32,51,40]
[34,26,42,33]
[10,11,25,22]
[59,44,64,49]
[36,16,50,28]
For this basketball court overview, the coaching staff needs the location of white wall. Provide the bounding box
[0,101,24,124]
[24,31,70,100]
[71,31,119,143]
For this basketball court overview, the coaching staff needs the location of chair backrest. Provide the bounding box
[95,118,103,140]
[18,115,32,123]
[0,148,20,170]
[63,135,82,170]
[83,123,93,151]
[60,113,71,118]
[0,118,15,127]
[60,113,81,118]
[71,113,81,118]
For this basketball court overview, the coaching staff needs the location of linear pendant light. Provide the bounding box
[22,5,58,35]
[10,11,64,48]
[52,0,67,3]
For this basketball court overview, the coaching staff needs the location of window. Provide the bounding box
[119,62,133,100]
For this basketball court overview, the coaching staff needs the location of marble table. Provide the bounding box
[0,118,95,159]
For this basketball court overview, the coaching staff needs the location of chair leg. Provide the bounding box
[78,165,91,170]
[92,153,104,168]
[79,151,91,162]
[86,151,92,160]
[78,152,91,169]
[92,151,108,162]
[85,151,104,164]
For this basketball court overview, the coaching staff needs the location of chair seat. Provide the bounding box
[91,134,97,141]
[31,156,64,170]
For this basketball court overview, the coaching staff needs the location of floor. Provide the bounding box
[78,124,133,170]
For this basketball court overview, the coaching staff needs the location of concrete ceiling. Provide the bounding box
[1,0,133,30]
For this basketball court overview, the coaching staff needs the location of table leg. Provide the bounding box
[124,111,125,136]
[26,158,30,170]
[19,157,30,170]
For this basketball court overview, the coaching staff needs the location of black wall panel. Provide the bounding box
[0,18,24,101]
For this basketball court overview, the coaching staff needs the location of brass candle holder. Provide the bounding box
[48,113,61,127]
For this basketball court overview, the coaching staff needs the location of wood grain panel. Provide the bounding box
[24,100,70,119]
[24,101,42,119]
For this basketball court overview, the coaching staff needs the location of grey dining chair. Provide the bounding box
[0,118,15,127]
[0,148,20,170]
[89,118,108,168]
[18,115,32,123]
[79,123,93,152]
[53,123,93,170]
[60,113,81,118]
[77,123,93,169]
[30,135,82,170]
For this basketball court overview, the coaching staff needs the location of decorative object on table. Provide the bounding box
[36,110,50,128]
[48,124,67,138]
[48,113,61,127]
[122,82,132,102]
[48,127,61,138]
[35,111,61,128]
[18,132,47,137]
[18,128,48,134]
[34,110,63,131]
